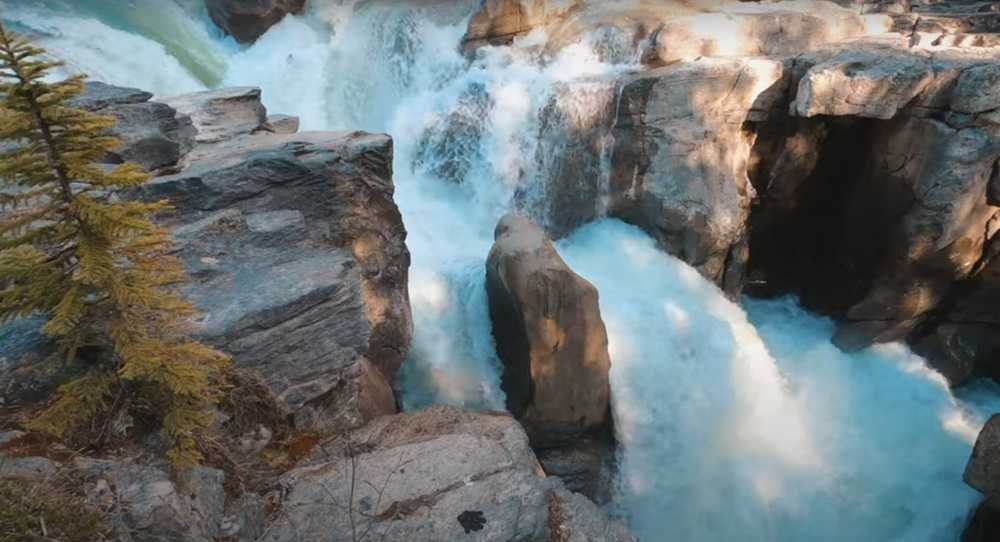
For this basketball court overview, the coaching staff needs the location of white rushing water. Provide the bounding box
[4,1,999,539]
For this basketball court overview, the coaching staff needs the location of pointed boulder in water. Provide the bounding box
[485,213,612,449]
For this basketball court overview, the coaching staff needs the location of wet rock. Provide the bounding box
[527,79,618,238]
[536,435,615,503]
[964,498,1000,542]
[144,125,412,435]
[160,87,268,144]
[206,0,307,44]
[608,57,786,290]
[486,214,611,448]
[966,414,1000,499]
[413,82,491,183]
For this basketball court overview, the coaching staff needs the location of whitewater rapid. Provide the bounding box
[4,1,999,540]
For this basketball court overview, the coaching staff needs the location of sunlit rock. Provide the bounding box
[160,87,268,144]
[609,57,785,292]
[143,118,412,435]
[260,406,635,542]
[792,49,935,119]
[486,214,611,446]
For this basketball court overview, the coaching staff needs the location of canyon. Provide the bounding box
[3,0,1000,540]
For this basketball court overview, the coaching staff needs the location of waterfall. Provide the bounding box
[559,221,994,541]
[5,1,1000,540]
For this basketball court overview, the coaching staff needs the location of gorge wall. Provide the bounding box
[457,0,1000,387]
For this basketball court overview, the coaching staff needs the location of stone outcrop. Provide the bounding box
[70,81,196,172]
[744,39,1000,376]
[532,57,784,294]
[486,214,611,447]
[261,406,635,542]
[1,84,412,437]
[205,0,307,43]
[464,0,889,60]
[144,100,412,433]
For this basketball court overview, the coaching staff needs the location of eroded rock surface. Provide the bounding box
[71,81,196,172]
[145,120,412,434]
[486,214,611,447]
[261,406,634,542]
[475,1,1000,380]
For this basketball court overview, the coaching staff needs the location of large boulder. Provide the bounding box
[144,126,412,435]
[486,214,614,500]
[69,81,196,172]
[485,214,611,448]
[205,0,307,43]
[607,58,785,292]
[259,406,635,542]
[139,87,412,435]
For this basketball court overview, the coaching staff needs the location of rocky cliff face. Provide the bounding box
[96,84,415,436]
[476,0,1000,385]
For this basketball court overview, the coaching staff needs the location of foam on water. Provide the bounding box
[560,220,992,541]
[4,2,999,539]
[0,0,219,95]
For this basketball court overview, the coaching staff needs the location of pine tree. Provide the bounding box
[0,24,228,467]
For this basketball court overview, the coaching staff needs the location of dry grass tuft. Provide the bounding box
[0,473,108,542]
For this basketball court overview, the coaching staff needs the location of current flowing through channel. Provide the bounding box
[3,1,1000,540]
